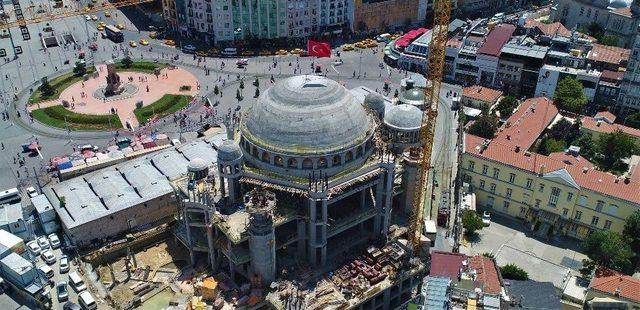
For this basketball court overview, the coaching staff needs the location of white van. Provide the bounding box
[68,272,86,292]
[37,264,54,279]
[78,291,97,309]
[221,47,237,56]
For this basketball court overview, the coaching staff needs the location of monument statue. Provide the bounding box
[104,60,123,96]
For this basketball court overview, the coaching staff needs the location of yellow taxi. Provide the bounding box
[342,44,354,51]
[96,25,105,31]
[139,39,149,46]
[366,41,378,48]
[84,7,90,12]
[164,39,176,46]
[355,42,366,49]
[290,48,304,55]
[98,21,106,27]
[104,11,111,17]
[195,51,208,57]
[208,48,219,56]
[116,23,125,30]
[129,40,137,48]
[149,31,157,39]
[90,15,98,21]
[275,49,288,56]
[241,50,255,56]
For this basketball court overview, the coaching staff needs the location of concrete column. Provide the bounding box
[206,223,216,271]
[360,189,366,210]
[320,198,328,266]
[382,164,394,236]
[307,198,317,266]
[183,207,196,266]
[373,181,383,235]
[219,176,226,197]
[297,220,306,260]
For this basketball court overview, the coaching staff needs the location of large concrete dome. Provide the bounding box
[241,75,375,155]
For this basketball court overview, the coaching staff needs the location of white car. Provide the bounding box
[38,264,54,278]
[59,255,70,273]
[41,250,56,265]
[37,236,50,250]
[26,186,38,198]
[27,240,41,256]
[57,282,69,301]
[482,211,491,226]
[85,15,91,21]
[48,234,61,249]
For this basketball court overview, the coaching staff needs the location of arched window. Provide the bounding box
[333,155,341,166]
[302,158,313,169]
[252,146,259,157]
[225,165,232,174]
[288,158,298,168]
[243,141,251,152]
[345,151,353,162]
[318,157,327,168]
[274,156,284,167]
[356,146,363,158]
[261,151,270,163]
[234,164,240,173]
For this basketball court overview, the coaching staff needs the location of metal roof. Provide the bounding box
[0,203,22,226]
[118,160,174,198]
[384,104,423,130]
[422,276,451,309]
[178,140,218,166]
[501,43,548,59]
[150,150,190,180]
[31,194,53,215]
[1,252,33,276]
[86,169,141,209]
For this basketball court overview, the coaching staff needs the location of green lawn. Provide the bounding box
[29,68,96,104]
[134,94,191,124]
[31,105,122,131]
[115,60,168,74]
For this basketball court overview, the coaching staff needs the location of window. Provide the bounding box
[578,195,587,206]
[608,204,619,216]
[567,192,573,202]
[506,188,512,198]
[482,165,488,175]
[490,183,496,193]
[479,180,485,189]
[562,208,569,217]
[503,201,510,211]
[539,183,545,192]
[595,200,604,212]
[549,187,560,207]
[591,216,599,226]
[579,7,584,16]
[468,161,475,171]
[526,178,533,189]
[575,211,582,220]
[509,173,516,183]
[535,199,541,208]
[604,220,612,230]
[493,168,500,178]
[519,207,526,215]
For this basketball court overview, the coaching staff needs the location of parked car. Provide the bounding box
[38,264,54,278]
[27,240,41,256]
[182,44,196,53]
[59,255,70,273]
[41,250,56,265]
[25,186,38,198]
[63,302,81,310]
[48,234,61,249]
[57,282,69,301]
[482,211,491,226]
[37,236,50,250]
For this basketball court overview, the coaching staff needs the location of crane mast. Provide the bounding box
[409,0,451,254]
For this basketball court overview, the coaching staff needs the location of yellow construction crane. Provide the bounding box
[409,0,452,255]
[0,0,155,29]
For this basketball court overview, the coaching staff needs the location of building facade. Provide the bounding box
[351,0,425,33]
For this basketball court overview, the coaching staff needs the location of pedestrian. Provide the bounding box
[1,142,3,150]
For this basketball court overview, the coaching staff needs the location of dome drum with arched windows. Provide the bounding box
[240,76,377,178]
[382,104,425,149]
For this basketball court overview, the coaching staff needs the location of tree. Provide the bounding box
[554,77,587,113]
[73,61,87,77]
[462,210,484,237]
[581,230,634,274]
[548,118,580,144]
[599,35,620,47]
[121,56,133,68]
[468,113,498,139]
[213,85,219,95]
[39,77,54,97]
[623,210,640,268]
[574,133,596,159]
[625,113,640,129]
[596,130,639,171]
[537,137,566,155]
[500,264,529,280]
[495,96,518,118]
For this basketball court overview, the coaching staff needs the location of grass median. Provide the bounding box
[29,67,96,104]
[134,94,191,125]
[115,60,168,74]
[31,105,122,131]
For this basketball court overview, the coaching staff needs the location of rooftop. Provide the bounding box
[429,251,467,279]
[31,194,54,215]
[477,24,516,57]
[587,44,630,68]
[589,268,640,303]
[0,230,23,254]
[462,85,503,103]
[501,43,548,59]
[582,115,640,138]
[469,255,502,295]
[383,104,423,130]
[0,203,23,226]
[508,280,562,309]
[524,18,571,37]
[0,252,33,276]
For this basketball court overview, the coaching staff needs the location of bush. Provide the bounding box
[121,56,133,68]
[61,100,70,108]
[462,210,484,237]
[73,61,87,77]
[179,85,192,91]
[39,77,54,97]
[500,264,529,280]
[468,113,498,139]
[135,101,143,109]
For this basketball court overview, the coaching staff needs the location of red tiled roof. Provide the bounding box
[613,7,633,17]
[588,44,630,67]
[594,111,617,123]
[524,19,571,37]
[548,152,595,169]
[464,97,640,204]
[590,268,640,303]
[469,256,502,295]
[462,86,503,103]
[477,24,516,57]
[430,251,467,279]
[600,70,624,82]
[582,116,640,138]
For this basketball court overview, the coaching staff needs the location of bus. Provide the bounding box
[221,47,237,57]
[0,188,20,205]
[104,25,123,43]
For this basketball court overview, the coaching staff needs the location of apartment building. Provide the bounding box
[351,0,426,33]
[462,97,640,240]
[476,23,516,87]
[495,43,548,98]
[535,64,601,102]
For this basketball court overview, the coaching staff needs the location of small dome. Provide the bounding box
[399,88,425,106]
[384,104,423,130]
[217,140,243,161]
[364,93,386,115]
[609,0,629,8]
[188,158,208,172]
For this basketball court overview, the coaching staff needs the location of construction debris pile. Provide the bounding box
[330,242,408,300]
[191,273,265,309]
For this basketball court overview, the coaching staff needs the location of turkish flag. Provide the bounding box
[307,40,331,58]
